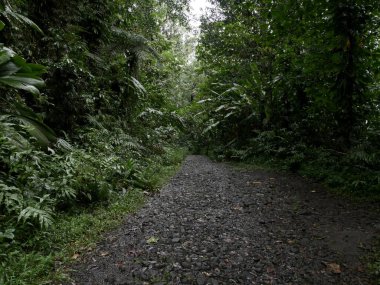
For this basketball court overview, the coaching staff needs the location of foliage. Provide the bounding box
[369,240,380,284]
[0,44,45,95]
[0,0,191,283]
[0,145,186,285]
[2,0,378,282]
[188,0,380,198]
[0,189,146,285]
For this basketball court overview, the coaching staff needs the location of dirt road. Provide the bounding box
[67,155,379,284]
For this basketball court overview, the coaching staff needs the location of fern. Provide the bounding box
[18,206,53,229]
[110,27,160,59]
[0,183,23,213]
[0,228,14,242]
[56,138,73,152]
[57,185,76,201]
[130,76,147,96]
[18,195,54,229]
[348,146,377,166]
[138,108,164,118]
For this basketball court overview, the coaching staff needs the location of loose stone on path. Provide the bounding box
[67,155,379,285]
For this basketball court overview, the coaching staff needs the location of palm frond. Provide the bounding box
[111,27,160,60]
[0,2,43,34]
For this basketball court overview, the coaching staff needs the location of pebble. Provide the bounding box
[67,156,378,285]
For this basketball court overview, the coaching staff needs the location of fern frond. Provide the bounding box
[138,108,164,118]
[129,76,147,95]
[18,194,54,228]
[124,140,143,150]
[349,148,376,166]
[111,27,160,59]
[58,186,76,200]
[87,115,108,131]
[56,138,73,151]
[0,183,23,212]
[18,206,53,228]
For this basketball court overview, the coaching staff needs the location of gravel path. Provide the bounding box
[68,155,379,285]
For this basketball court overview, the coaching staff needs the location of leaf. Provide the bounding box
[215,104,226,112]
[0,20,5,31]
[3,5,43,34]
[0,61,20,76]
[0,77,40,94]
[197,98,213,104]
[18,206,54,228]
[0,46,46,94]
[100,251,110,257]
[71,253,80,260]
[130,76,146,94]
[0,48,15,65]
[2,75,44,87]
[57,138,73,151]
[325,262,341,274]
[0,229,15,240]
[138,108,163,118]
[224,111,235,119]
[147,236,159,244]
[202,121,220,134]
[110,27,159,61]
[11,114,56,146]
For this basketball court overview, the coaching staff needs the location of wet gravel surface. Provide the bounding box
[67,155,379,285]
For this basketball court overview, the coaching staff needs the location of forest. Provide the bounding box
[0,0,379,284]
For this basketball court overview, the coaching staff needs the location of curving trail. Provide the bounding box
[68,155,379,285]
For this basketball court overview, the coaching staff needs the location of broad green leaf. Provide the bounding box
[8,104,57,146]
[0,62,20,76]
[0,77,41,94]
[16,117,55,145]
[0,50,12,65]
[7,75,44,87]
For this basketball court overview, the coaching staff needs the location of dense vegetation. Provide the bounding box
[189,0,380,199]
[0,0,192,283]
[0,0,379,283]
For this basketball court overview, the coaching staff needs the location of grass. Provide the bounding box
[0,147,188,285]
[368,240,380,285]
[140,146,188,191]
[0,189,145,285]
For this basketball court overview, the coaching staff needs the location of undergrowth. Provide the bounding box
[368,239,380,285]
[1,189,144,285]
[202,129,380,202]
[0,146,187,285]
[0,109,188,284]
